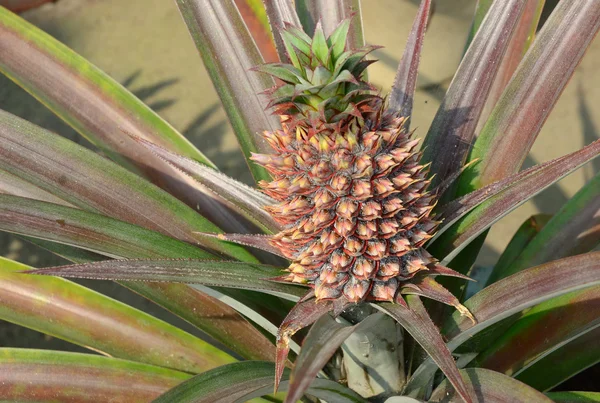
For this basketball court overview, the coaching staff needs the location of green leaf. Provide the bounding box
[407,252,600,393]
[0,8,246,230]
[430,368,552,403]
[546,391,600,403]
[388,0,431,122]
[0,110,254,261]
[0,257,233,372]
[493,171,600,282]
[430,139,600,265]
[519,327,600,391]
[0,195,278,362]
[485,214,551,286]
[262,0,303,64]
[459,0,600,194]
[327,19,351,60]
[176,0,281,183]
[0,348,191,402]
[26,258,306,300]
[378,296,472,403]
[422,0,527,189]
[152,361,367,403]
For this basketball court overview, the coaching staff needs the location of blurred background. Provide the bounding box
[0,0,598,384]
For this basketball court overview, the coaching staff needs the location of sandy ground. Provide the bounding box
[0,0,598,350]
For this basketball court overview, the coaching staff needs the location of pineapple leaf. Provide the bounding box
[327,18,351,60]
[152,361,367,403]
[459,0,600,193]
[421,0,527,189]
[262,0,303,63]
[0,349,192,402]
[431,139,600,265]
[0,8,235,225]
[407,252,600,393]
[474,287,600,379]
[131,136,281,234]
[0,257,233,372]
[311,22,330,65]
[376,296,473,403]
[519,329,600,392]
[430,368,553,403]
[388,0,431,121]
[285,313,385,403]
[176,0,281,183]
[484,213,551,287]
[26,259,306,300]
[193,232,285,258]
[0,195,278,362]
[0,170,75,207]
[0,110,254,261]
[546,391,600,403]
[490,171,600,283]
[474,0,545,135]
[255,63,304,83]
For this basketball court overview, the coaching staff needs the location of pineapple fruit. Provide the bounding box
[253,21,471,311]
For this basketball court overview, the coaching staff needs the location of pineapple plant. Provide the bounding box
[0,0,599,402]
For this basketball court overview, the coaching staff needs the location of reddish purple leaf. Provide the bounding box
[430,368,552,403]
[193,232,284,258]
[460,0,600,192]
[132,136,280,233]
[431,139,600,263]
[25,258,305,299]
[175,0,281,182]
[285,312,384,403]
[0,169,74,207]
[406,252,600,392]
[377,296,473,403]
[422,0,527,188]
[275,295,349,391]
[387,0,431,121]
[0,349,191,403]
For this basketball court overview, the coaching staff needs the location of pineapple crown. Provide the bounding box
[255,20,380,127]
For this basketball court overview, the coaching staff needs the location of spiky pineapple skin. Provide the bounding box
[253,101,440,303]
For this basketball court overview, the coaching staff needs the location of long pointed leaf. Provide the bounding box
[26,258,306,300]
[0,349,192,403]
[430,139,600,265]
[133,136,280,233]
[406,252,600,393]
[152,361,367,403]
[518,327,600,392]
[0,257,233,372]
[387,0,431,122]
[377,296,472,403]
[176,0,281,183]
[475,0,545,134]
[263,0,302,62]
[0,8,246,231]
[0,195,277,362]
[430,368,552,403]
[493,171,600,282]
[285,313,384,403]
[547,392,600,403]
[459,0,600,193]
[484,214,551,287]
[0,169,74,207]
[474,286,600,376]
[422,0,527,188]
[296,0,365,50]
[0,109,254,261]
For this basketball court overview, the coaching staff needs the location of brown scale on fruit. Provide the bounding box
[252,20,473,313]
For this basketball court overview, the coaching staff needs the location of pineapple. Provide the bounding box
[253,21,471,310]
